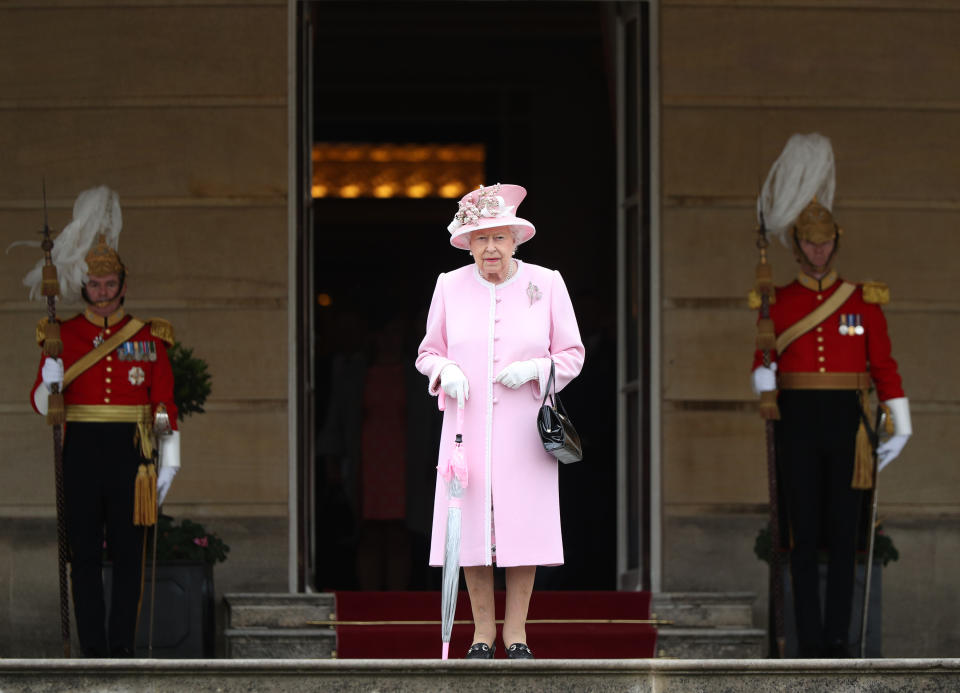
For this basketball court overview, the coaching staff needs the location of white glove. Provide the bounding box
[877,397,911,472]
[156,465,178,506]
[751,362,777,394]
[157,430,181,505]
[494,360,539,389]
[877,435,908,472]
[42,357,64,388]
[440,364,469,408]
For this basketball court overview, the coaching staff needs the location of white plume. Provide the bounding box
[757,133,835,247]
[22,186,123,303]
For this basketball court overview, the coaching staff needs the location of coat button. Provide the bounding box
[495,297,502,303]
[105,377,112,383]
[818,356,825,363]
[493,397,499,404]
[819,367,826,373]
[104,397,110,403]
[105,388,112,394]
[106,356,113,362]
[493,356,500,362]
[494,317,501,323]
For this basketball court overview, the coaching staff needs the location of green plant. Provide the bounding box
[754,522,899,567]
[168,341,212,420]
[155,515,230,564]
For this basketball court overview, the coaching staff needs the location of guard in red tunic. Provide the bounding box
[751,134,911,657]
[27,187,180,657]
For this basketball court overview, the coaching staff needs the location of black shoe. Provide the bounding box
[506,643,534,659]
[465,642,495,659]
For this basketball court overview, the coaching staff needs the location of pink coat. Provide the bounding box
[416,261,585,567]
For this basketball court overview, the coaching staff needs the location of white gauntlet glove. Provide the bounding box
[157,430,181,505]
[42,357,64,388]
[34,357,65,415]
[877,397,911,472]
[440,364,469,408]
[751,363,777,394]
[494,360,539,389]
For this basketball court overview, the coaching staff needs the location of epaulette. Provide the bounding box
[862,281,890,305]
[148,318,175,345]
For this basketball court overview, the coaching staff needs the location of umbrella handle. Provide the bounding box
[442,642,450,660]
[456,401,464,434]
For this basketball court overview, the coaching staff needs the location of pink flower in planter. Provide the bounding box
[193,536,209,548]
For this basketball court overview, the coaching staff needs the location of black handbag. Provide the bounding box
[537,360,583,464]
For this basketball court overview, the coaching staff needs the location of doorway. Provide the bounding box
[300,1,622,592]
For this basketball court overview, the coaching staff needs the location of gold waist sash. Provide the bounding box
[778,372,871,391]
[65,404,153,458]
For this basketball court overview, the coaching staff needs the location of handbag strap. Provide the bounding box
[540,360,570,417]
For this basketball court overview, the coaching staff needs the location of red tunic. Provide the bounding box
[31,308,178,428]
[752,273,904,402]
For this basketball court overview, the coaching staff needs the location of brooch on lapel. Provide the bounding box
[527,281,542,306]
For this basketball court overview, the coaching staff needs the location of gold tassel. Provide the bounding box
[133,463,158,527]
[851,391,874,490]
[46,392,65,426]
[43,320,63,358]
[759,389,780,420]
[756,318,777,351]
[41,264,59,297]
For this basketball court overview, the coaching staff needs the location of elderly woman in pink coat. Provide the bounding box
[416,183,585,659]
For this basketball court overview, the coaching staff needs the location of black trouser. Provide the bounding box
[62,422,145,657]
[775,389,864,657]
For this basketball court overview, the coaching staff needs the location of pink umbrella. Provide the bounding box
[438,403,468,659]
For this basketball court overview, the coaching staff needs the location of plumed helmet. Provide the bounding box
[22,186,124,303]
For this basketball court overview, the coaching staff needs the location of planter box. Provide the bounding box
[104,560,215,658]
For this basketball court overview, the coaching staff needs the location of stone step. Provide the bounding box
[225,593,335,629]
[651,592,756,628]
[224,627,336,659]
[656,627,767,659]
[4,658,960,692]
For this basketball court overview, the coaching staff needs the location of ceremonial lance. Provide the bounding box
[751,211,785,658]
[36,183,72,657]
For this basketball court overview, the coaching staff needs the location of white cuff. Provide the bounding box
[159,430,181,469]
[883,397,912,437]
[33,383,50,416]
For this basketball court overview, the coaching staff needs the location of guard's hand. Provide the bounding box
[42,357,64,389]
[440,364,469,408]
[751,363,777,394]
[494,360,539,389]
[877,434,909,472]
[156,465,178,506]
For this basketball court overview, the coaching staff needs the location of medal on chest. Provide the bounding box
[128,366,145,386]
[838,313,864,336]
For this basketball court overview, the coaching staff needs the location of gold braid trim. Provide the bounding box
[65,404,153,459]
[149,318,175,346]
[862,281,890,305]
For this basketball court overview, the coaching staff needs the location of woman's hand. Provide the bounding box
[494,360,538,389]
[440,364,470,408]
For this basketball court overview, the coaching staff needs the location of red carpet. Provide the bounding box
[333,591,657,659]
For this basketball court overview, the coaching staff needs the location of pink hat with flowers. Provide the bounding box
[447,183,536,249]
